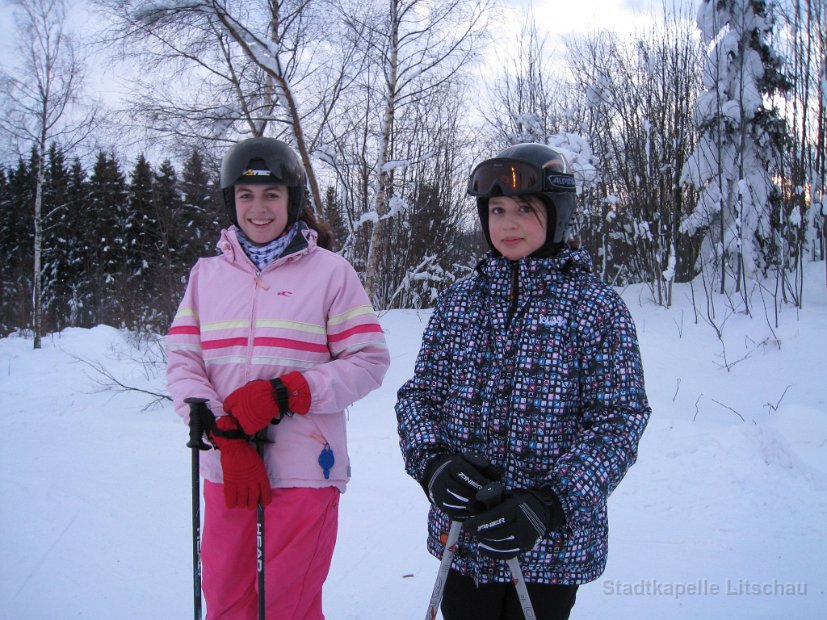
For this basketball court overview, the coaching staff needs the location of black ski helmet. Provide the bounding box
[468,143,577,254]
[219,137,307,227]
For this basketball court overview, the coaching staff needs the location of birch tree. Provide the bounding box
[100,0,360,216]
[336,0,493,304]
[0,0,100,348]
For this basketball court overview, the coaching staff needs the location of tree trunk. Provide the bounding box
[364,0,400,304]
[33,147,44,350]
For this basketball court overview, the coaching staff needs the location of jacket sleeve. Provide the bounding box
[165,261,226,421]
[300,262,390,414]
[550,290,651,531]
[395,296,454,483]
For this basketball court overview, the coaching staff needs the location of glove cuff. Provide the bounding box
[279,371,311,414]
[529,486,565,533]
[210,415,249,449]
[419,452,452,495]
[270,378,290,417]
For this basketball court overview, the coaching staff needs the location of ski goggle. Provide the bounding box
[467,157,576,197]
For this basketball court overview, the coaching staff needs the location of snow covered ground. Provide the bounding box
[2,262,826,619]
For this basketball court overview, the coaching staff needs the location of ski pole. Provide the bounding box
[476,482,537,620]
[254,429,272,620]
[506,558,536,620]
[425,519,462,620]
[185,397,213,620]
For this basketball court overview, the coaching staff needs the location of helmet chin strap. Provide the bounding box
[528,195,562,257]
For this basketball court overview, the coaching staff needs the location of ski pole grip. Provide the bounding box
[461,452,502,483]
[185,397,213,451]
[463,452,490,470]
[476,481,505,511]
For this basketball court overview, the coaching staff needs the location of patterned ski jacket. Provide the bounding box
[396,247,650,584]
[167,224,390,492]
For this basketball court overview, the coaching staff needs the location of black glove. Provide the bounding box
[424,453,497,521]
[464,487,564,559]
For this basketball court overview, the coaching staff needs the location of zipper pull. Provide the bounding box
[253,271,270,290]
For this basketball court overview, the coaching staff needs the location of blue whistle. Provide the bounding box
[319,443,335,479]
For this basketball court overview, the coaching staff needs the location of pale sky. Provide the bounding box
[0,0,677,160]
[502,0,668,39]
[0,0,672,75]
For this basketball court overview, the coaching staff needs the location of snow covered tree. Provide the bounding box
[513,7,701,301]
[773,0,827,301]
[0,154,36,334]
[485,10,567,148]
[86,152,129,326]
[124,155,157,327]
[320,185,347,253]
[178,148,222,267]
[147,159,186,328]
[572,16,703,302]
[0,166,10,334]
[681,0,789,310]
[61,158,90,328]
[40,143,72,331]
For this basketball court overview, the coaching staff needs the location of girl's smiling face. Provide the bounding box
[487,195,548,260]
[234,183,289,245]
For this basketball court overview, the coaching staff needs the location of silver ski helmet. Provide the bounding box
[467,143,576,253]
[220,137,306,226]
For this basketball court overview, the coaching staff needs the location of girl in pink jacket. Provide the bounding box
[166,138,390,619]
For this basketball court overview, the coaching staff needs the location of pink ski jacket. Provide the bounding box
[166,225,390,492]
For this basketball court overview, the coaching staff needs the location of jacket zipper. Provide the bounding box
[506,262,520,329]
[246,268,262,381]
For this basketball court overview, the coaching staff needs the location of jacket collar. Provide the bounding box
[476,245,594,283]
[217,221,317,271]
[473,246,593,301]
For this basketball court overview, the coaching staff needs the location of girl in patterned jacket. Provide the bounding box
[396,143,651,619]
[167,138,390,620]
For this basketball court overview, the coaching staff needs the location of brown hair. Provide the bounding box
[301,205,335,250]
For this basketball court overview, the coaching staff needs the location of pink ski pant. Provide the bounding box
[201,482,340,620]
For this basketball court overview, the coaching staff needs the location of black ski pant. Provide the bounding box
[441,569,578,620]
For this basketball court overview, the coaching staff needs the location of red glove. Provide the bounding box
[211,416,272,510]
[223,372,311,435]
[223,380,280,435]
[280,371,311,414]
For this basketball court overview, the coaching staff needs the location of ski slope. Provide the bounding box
[2,263,826,619]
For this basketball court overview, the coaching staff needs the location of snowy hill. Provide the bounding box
[2,263,826,619]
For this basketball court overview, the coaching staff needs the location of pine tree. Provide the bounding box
[41,143,72,332]
[126,154,156,328]
[129,154,156,266]
[63,158,88,327]
[321,185,347,253]
[87,152,128,326]
[0,154,36,333]
[180,148,221,266]
[149,158,184,329]
[0,165,12,335]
